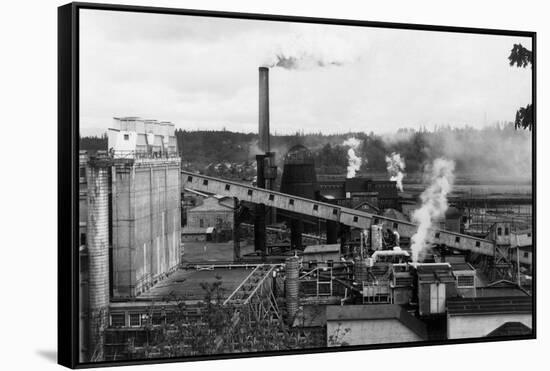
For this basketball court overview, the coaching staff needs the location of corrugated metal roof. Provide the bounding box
[447,296,532,316]
[416,263,455,282]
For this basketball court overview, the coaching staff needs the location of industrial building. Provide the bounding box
[78,67,533,362]
[79,117,181,361]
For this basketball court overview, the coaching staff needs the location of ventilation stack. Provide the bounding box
[86,159,110,361]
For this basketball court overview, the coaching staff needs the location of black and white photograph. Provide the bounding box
[61,2,535,367]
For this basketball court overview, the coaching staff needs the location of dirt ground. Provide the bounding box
[181,241,255,263]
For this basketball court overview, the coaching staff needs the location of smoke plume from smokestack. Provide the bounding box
[410,158,455,263]
[385,152,406,192]
[263,31,359,71]
[266,54,344,70]
[343,137,362,178]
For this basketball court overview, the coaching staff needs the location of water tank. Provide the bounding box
[280,144,318,199]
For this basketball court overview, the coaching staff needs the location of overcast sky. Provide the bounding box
[80,9,532,136]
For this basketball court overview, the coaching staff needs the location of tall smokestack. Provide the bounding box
[259,67,270,153]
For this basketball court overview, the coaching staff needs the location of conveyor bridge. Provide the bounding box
[182,171,497,257]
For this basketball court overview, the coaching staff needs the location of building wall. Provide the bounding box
[393,287,413,305]
[418,281,457,316]
[447,313,532,339]
[327,319,422,346]
[112,159,181,297]
[187,203,233,230]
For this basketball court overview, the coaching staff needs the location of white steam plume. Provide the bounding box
[343,137,363,178]
[410,159,455,263]
[385,152,406,192]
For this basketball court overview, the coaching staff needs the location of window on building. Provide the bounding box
[497,227,502,236]
[269,194,275,201]
[455,236,460,243]
[80,233,86,246]
[199,219,204,228]
[393,222,398,229]
[110,313,126,327]
[124,134,129,140]
[203,179,208,186]
[523,252,529,258]
[353,216,359,223]
[187,175,193,182]
[79,167,86,179]
[527,233,532,237]
[435,232,440,239]
[313,205,318,212]
[129,313,141,327]
[289,199,294,206]
[505,227,509,235]
[476,241,481,248]
[225,184,231,191]
[151,312,164,326]
[374,218,379,225]
[248,189,253,196]
[332,208,338,215]
[457,275,474,287]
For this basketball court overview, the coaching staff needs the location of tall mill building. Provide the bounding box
[79,117,181,361]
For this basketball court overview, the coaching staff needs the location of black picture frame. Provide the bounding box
[58,2,536,368]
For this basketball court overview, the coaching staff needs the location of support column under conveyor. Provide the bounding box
[233,197,241,262]
[326,220,340,245]
[86,159,111,362]
[255,154,267,259]
[290,218,303,251]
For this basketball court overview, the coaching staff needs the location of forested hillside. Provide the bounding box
[80,122,531,179]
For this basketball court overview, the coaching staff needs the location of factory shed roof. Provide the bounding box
[450,262,475,272]
[138,268,252,301]
[354,201,380,214]
[326,304,427,339]
[476,281,530,297]
[382,208,408,221]
[442,255,466,264]
[188,197,233,212]
[446,296,532,316]
[416,263,455,283]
